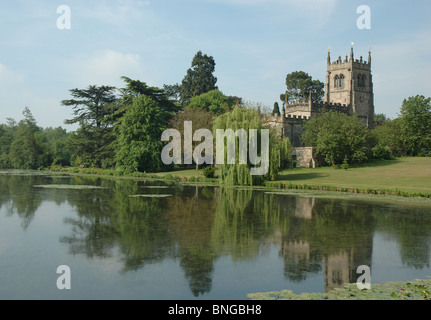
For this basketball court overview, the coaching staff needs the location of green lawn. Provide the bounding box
[275,157,431,194]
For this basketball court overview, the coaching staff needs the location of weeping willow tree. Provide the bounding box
[213,106,291,186]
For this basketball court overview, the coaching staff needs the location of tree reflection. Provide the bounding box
[0,173,44,229]
[372,206,431,270]
[2,173,431,296]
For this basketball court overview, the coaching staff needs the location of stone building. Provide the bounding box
[265,47,375,167]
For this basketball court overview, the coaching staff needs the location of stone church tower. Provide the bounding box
[325,47,375,129]
[264,46,376,167]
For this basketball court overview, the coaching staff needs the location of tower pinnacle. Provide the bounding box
[368,48,372,66]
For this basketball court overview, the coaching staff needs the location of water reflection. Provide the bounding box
[1,173,431,297]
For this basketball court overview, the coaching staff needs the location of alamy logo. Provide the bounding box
[57,5,71,30]
[161,121,269,175]
[356,5,371,30]
[56,265,71,290]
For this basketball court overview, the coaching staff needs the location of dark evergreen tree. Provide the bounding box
[61,85,118,167]
[179,51,218,106]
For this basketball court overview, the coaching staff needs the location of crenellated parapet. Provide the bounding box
[311,102,349,114]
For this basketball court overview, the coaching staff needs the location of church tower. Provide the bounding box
[325,46,375,129]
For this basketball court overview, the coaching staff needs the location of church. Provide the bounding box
[265,47,375,167]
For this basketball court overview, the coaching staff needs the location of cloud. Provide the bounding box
[62,49,145,88]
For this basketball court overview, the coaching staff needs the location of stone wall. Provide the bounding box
[292,147,317,168]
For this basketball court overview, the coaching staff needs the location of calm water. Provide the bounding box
[0,171,431,300]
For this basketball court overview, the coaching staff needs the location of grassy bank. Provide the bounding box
[266,157,431,198]
[44,157,431,198]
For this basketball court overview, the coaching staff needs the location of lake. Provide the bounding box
[0,171,430,300]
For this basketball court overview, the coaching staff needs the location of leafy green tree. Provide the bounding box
[180,51,218,106]
[186,89,234,115]
[62,85,118,167]
[213,107,290,185]
[42,127,71,166]
[0,118,17,168]
[280,71,324,104]
[116,95,167,173]
[398,95,431,155]
[169,107,215,170]
[8,108,43,169]
[372,118,405,156]
[303,111,372,165]
[374,113,390,126]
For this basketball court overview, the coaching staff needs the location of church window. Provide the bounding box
[357,74,366,87]
[334,75,339,88]
[339,74,345,87]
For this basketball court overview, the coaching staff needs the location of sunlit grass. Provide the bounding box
[276,157,431,193]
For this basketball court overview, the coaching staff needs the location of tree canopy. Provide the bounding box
[280,71,324,104]
[186,89,236,115]
[398,95,431,155]
[303,111,372,165]
[179,51,218,106]
[116,95,167,173]
[213,107,291,185]
[61,85,119,167]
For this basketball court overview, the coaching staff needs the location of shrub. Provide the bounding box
[202,166,216,178]
[340,156,349,170]
[372,145,392,160]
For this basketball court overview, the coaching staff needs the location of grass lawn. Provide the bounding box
[275,157,431,194]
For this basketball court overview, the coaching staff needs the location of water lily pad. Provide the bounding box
[129,194,172,198]
[33,184,106,189]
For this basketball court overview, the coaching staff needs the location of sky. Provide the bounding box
[0,0,430,130]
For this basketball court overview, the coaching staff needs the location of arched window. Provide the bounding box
[339,74,345,88]
[334,75,339,88]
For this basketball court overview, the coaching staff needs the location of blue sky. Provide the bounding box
[0,0,430,129]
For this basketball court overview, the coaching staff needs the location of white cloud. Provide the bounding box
[62,49,145,88]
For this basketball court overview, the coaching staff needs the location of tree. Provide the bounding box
[186,89,235,115]
[303,111,372,165]
[398,95,431,155]
[272,102,280,115]
[280,71,324,104]
[119,77,179,116]
[61,85,118,167]
[8,108,43,169]
[180,51,218,106]
[0,118,17,168]
[169,108,215,170]
[372,118,405,157]
[213,107,291,185]
[374,113,390,126]
[42,127,71,166]
[116,95,167,173]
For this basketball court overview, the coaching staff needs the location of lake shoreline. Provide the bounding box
[2,163,431,206]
